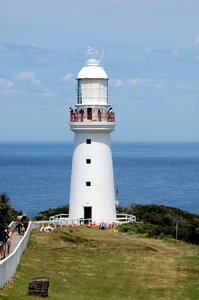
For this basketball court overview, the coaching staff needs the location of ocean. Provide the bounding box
[0,142,199,217]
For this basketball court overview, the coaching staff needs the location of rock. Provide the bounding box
[28,277,49,297]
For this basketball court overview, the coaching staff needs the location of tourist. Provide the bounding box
[99,222,107,230]
[79,108,84,121]
[5,227,12,256]
[0,230,4,259]
[108,107,113,121]
[69,107,74,121]
[98,109,101,121]
[79,218,84,226]
[16,210,23,235]
[21,213,29,233]
[74,108,78,121]
[0,229,9,259]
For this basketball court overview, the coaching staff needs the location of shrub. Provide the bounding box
[0,193,18,230]
[118,204,199,245]
[32,205,69,221]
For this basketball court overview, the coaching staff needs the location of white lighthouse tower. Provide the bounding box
[68,53,116,224]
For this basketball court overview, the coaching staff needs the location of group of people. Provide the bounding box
[16,211,29,235]
[0,210,29,260]
[0,227,12,260]
[69,107,114,122]
[70,107,85,122]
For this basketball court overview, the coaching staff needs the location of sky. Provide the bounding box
[0,0,199,143]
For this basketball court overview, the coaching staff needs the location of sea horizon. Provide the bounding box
[0,141,199,217]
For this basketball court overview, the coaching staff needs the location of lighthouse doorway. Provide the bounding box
[84,206,92,224]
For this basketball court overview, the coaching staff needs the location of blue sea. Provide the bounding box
[0,142,199,217]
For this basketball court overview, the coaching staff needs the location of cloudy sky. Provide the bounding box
[0,0,199,142]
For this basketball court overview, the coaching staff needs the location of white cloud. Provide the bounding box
[0,78,13,88]
[63,73,74,81]
[44,92,54,97]
[33,79,42,85]
[129,78,162,89]
[176,85,190,90]
[171,49,179,57]
[0,77,15,93]
[113,77,162,89]
[114,79,124,87]
[128,78,152,87]
[143,48,152,54]
[15,71,42,85]
[15,71,34,80]
[194,34,199,47]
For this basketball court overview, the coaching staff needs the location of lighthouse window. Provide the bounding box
[86,139,91,144]
[86,181,91,186]
[86,159,91,164]
[77,80,82,104]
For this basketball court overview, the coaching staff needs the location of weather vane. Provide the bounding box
[87,47,98,59]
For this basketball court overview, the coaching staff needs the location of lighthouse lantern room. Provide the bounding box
[68,55,116,225]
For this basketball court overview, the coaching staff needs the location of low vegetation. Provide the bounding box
[118,204,199,244]
[32,205,69,221]
[0,227,199,300]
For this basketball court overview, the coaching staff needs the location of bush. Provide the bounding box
[0,193,18,230]
[118,204,199,245]
[32,205,69,221]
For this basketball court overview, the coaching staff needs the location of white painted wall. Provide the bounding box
[69,131,116,223]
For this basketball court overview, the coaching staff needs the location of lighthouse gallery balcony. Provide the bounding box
[69,110,115,132]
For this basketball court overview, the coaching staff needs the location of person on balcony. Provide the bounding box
[74,109,79,121]
[108,107,113,121]
[98,109,102,121]
[79,108,84,122]
[69,107,74,122]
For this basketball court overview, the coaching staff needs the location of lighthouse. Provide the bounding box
[68,55,116,225]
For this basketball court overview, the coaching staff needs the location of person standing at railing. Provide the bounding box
[69,107,74,122]
[108,107,113,122]
[79,108,84,122]
[74,108,79,122]
[98,109,102,121]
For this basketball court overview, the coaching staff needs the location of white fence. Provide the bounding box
[49,213,136,225]
[0,221,37,289]
[116,214,136,223]
[49,214,69,221]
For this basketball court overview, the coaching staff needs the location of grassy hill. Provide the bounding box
[0,227,199,300]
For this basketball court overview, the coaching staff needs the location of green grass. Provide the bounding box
[0,227,199,300]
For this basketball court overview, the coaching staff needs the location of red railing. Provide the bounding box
[70,111,115,123]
